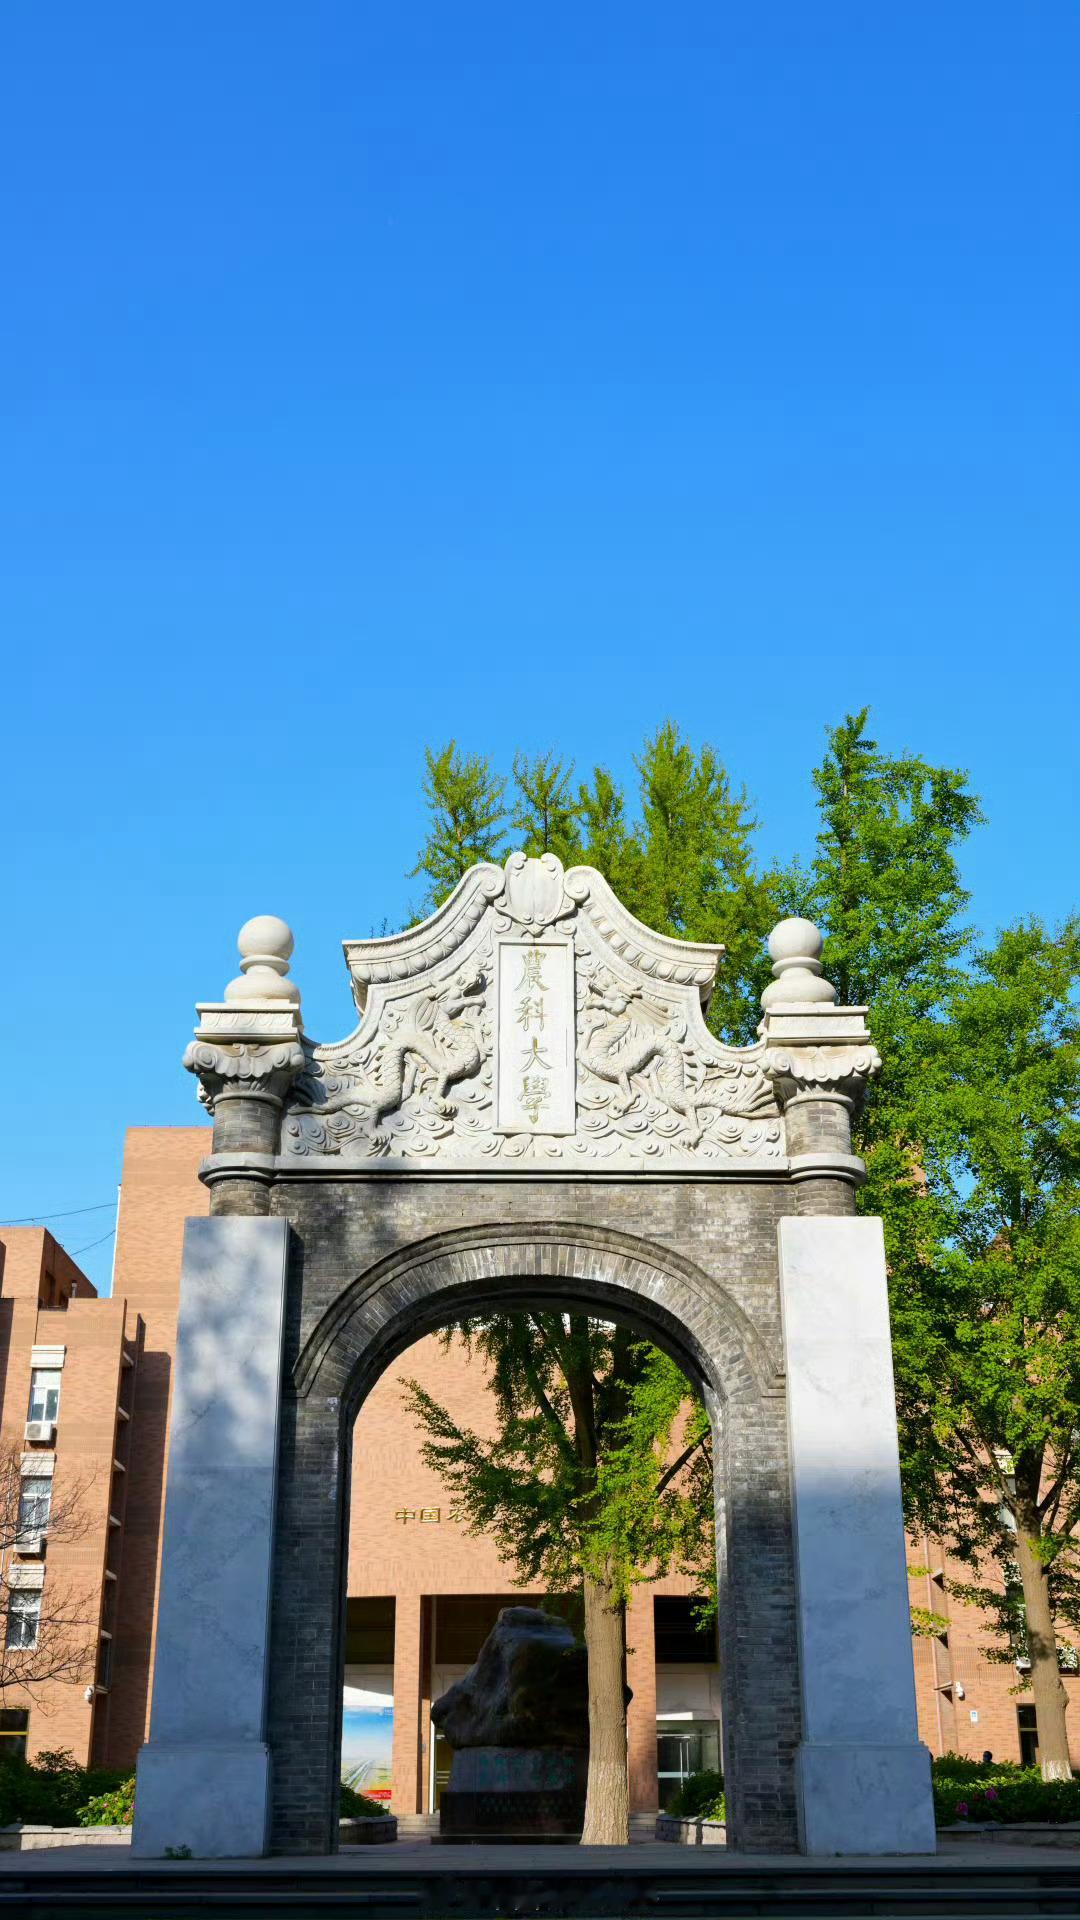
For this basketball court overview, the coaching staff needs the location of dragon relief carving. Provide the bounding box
[574,963,781,1159]
[283,968,489,1157]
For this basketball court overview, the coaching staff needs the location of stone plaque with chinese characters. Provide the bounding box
[494,939,576,1134]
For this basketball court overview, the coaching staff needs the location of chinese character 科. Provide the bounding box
[418,1507,441,1524]
[517,949,547,991]
[394,1509,415,1526]
[520,1037,551,1072]
[515,994,546,1032]
[521,1074,551,1124]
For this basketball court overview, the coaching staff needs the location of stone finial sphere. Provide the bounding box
[237,915,294,965]
[760,915,836,1010]
[223,914,300,1007]
[767,917,823,965]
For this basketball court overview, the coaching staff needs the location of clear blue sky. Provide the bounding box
[3,4,1078,1292]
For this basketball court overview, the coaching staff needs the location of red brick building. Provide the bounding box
[1,1125,1076,1804]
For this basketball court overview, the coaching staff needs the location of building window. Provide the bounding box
[6,1589,41,1650]
[17,1478,52,1542]
[0,1710,29,1759]
[27,1369,61,1425]
[1018,1704,1039,1770]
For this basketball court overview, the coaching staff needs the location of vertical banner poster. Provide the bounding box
[341,1685,394,1803]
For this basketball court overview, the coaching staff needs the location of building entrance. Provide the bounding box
[130,852,935,1859]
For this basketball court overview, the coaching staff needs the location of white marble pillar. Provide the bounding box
[132,1216,290,1858]
[778,1216,935,1855]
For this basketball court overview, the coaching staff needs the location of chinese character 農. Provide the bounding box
[517,949,547,991]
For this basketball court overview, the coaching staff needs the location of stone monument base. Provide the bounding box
[439,1747,586,1843]
[795,1741,936,1855]
[132,1740,271,1858]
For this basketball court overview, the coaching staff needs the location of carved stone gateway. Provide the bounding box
[134,856,932,1862]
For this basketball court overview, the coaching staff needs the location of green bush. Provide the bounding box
[0,1750,131,1829]
[76,1775,135,1827]
[931,1752,1024,1785]
[340,1784,390,1819]
[933,1755,1080,1827]
[667,1769,725,1821]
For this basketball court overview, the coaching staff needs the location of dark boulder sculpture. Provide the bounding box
[433,1605,589,1751]
[432,1606,591,1842]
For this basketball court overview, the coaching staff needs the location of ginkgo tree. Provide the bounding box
[898,919,1080,1778]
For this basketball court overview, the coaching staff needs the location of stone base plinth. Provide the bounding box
[439,1747,586,1843]
[132,1742,271,1858]
[796,1741,936,1855]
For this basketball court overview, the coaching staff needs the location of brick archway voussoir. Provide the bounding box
[294,1224,779,1412]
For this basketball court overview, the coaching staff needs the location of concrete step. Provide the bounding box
[3,1850,1080,1917]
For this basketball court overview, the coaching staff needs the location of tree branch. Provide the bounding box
[655,1431,709,1499]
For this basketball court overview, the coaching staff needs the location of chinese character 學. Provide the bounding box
[521,1074,551,1125]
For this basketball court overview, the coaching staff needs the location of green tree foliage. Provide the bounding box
[411,724,778,1042]
[800,715,1080,1776]
[510,752,583,866]
[410,742,507,910]
[628,724,779,1043]
[801,706,982,1109]
[901,919,1080,1775]
[795,711,984,1516]
[406,1322,709,1601]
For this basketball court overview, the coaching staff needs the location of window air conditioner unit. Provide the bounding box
[14,1533,43,1556]
[24,1421,55,1444]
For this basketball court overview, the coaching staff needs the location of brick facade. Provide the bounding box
[0,1228,137,1766]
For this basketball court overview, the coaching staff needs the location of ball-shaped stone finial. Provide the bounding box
[224,914,301,1007]
[237,914,294,967]
[760,916,837,1011]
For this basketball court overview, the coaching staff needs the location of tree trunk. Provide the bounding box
[580,1569,630,1845]
[1015,1524,1073,1780]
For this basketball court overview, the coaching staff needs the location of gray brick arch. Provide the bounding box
[294,1222,782,1409]
[266,1201,803,1855]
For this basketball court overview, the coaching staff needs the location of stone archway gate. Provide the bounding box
[132,854,935,1859]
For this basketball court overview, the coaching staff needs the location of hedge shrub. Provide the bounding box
[340,1784,390,1819]
[667,1768,725,1821]
[0,1750,131,1828]
[77,1774,135,1827]
[932,1753,1080,1826]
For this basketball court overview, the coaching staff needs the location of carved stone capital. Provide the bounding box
[184,1038,306,1114]
[759,1033,881,1116]
[185,1007,305,1115]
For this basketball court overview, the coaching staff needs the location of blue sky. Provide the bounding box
[2,4,1078,1292]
